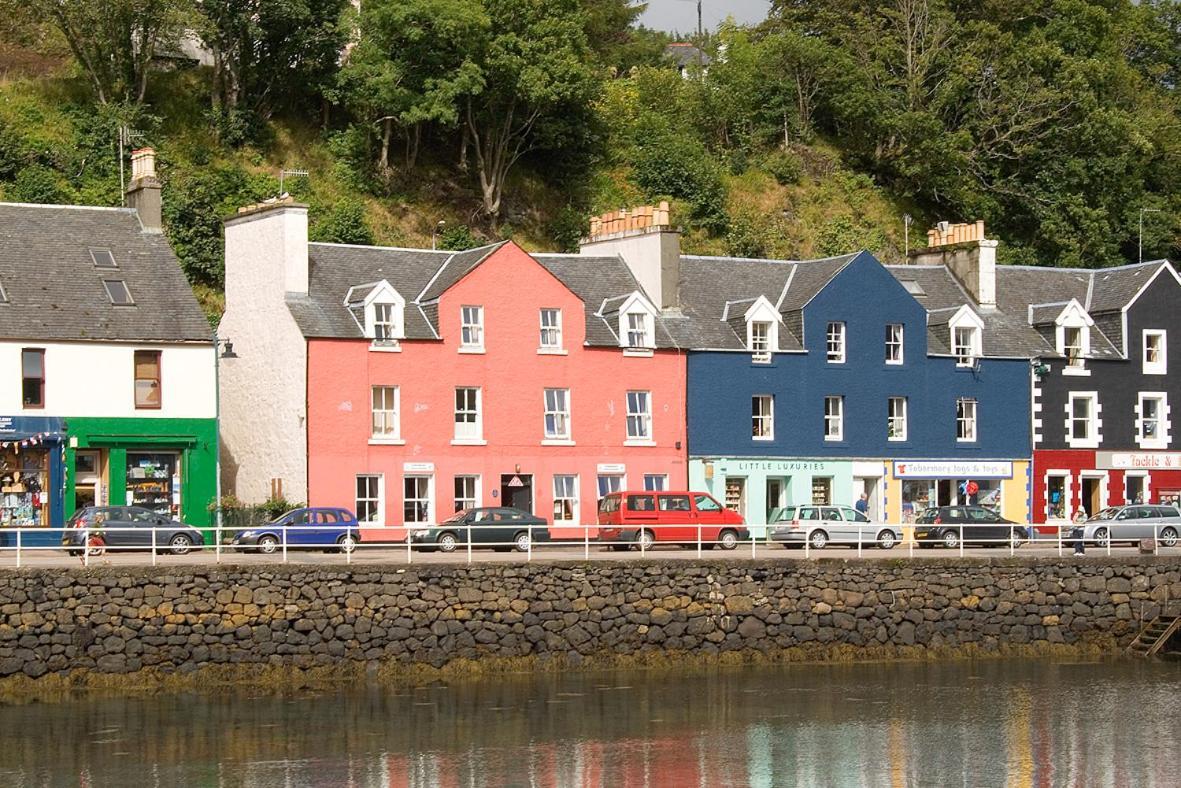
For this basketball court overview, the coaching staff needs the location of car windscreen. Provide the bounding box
[443,510,470,524]
[1090,507,1121,521]
[598,495,620,514]
[915,508,937,523]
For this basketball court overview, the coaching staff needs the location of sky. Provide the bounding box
[638,0,772,35]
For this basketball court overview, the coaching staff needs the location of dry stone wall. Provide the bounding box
[1,558,1178,680]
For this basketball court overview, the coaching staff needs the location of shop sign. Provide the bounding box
[893,461,1013,479]
[725,459,838,473]
[1097,452,1181,470]
[597,463,626,474]
[403,462,434,473]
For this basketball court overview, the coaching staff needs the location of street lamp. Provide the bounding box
[1139,208,1162,264]
[432,220,446,251]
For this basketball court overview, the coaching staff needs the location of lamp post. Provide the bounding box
[1139,208,1161,264]
[432,220,446,250]
[213,338,237,540]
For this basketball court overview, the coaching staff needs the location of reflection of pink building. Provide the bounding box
[220,200,688,539]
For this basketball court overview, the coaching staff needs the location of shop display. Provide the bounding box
[0,448,49,527]
[126,453,180,518]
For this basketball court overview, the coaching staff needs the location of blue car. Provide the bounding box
[230,507,361,554]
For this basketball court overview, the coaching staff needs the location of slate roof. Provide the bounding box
[664,43,712,69]
[886,260,1173,361]
[0,202,211,343]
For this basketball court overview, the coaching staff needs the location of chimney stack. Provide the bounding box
[126,148,163,233]
[580,201,681,311]
[908,219,997,308]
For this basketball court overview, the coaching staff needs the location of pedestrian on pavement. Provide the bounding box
[1072,509,1088,555]
[901,495,915,524]
[855,494,869,516]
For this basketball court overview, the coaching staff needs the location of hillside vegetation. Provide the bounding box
[1,1,1179,322]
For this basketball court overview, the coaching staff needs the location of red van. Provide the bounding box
[597,491,748,550]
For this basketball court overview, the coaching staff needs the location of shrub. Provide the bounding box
[438,224,483,251]
[631,124,728,232]
[9,164,67,203]
[310,199,374,245]
[764,150,803,186]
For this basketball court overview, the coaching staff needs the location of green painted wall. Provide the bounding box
[63,417,218,532]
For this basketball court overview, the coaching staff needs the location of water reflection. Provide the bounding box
[0,659,1178,787]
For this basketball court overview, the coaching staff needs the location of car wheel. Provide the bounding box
[876,530,897,550]
[337,534,357,554]
[941,529,960,549]
[1009,530,1024,549]
[717,529,740,550]
[637,529,655,551]
[437,532,458,553]
[809,529,828,550]
[1093,527,1109,548]
[1159,526,1178,548]
[168,534,193,556]
[513,531,531,552]
[257,535,279,555]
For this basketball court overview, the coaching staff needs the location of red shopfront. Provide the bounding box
[1033,450,1181,532]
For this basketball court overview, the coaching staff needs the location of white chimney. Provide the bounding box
[908,219,997,308]
[579,202,681,311]
[223,197,310,301]
[126,147,162,232]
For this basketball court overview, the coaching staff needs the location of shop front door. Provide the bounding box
[501,474,533,513]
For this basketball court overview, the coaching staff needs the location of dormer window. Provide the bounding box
[1053,300,1093,374]
[742,296,781,364]
[626,312,650,348]
[611,292,658,354]
[345,280,406,349]
[953,327,978,366]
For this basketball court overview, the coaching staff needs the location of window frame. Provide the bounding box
[887,396,907,442]
[21,348,45,409]
[370,385,400,441]
[824,395,844,441]
[643,474,668,491]
[826,321,846,364]
[372,302,398,342]
[1062,325,1085,368]
[956,397,978,442]
[543,387,571,441]
[460,305,484,351]
[355,474,383,525]
[133,349,162,410]
[953,326,979,367]
[752,394,774,441]
[625,311,652,349]
[103,279,135,306]
[625,390,653,443]
[539,308,563,351]
[453,475,480,512]
[749,320,772,363]
[1137,392,1168,449]
[403,475,434,525]
[1143,330,1167,375]
[885,323,904,365]
[453,386,483,442]
[552,474,579,525]
[1067,392,1098,446]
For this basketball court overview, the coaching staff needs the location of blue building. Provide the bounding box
[679,243,1035,531]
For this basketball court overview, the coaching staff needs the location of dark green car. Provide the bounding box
[408,507,551,552]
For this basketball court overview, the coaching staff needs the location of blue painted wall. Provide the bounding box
[687,251,1031,459]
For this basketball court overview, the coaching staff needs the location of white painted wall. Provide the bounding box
[219,204,310,503]
[0,341,215,418]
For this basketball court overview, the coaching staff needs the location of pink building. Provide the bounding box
[220,200,689,540]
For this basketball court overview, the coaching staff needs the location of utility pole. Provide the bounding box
[1139,208,1161,264]
[904,214,913,259]
[118,125,144,206]
[697,0,703,38]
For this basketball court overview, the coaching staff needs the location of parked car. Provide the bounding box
[1070,505,1181,547]
[768,505,900,550]
[61,506,205,556]
[913,506,1029,548]
[597,491,748,550]
[409,507,550,552]
[230,507,361,554]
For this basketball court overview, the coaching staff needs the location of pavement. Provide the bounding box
[0,541,1167,569]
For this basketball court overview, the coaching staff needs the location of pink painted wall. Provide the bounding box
[306,242,688,540]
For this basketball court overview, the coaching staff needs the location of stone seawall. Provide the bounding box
[1,558,1178,684]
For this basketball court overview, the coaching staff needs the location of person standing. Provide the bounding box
[855,493,869,516]
[1071,508,1088,555]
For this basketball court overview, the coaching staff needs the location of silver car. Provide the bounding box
[1072,505,1181,547]
[769,504,901,550]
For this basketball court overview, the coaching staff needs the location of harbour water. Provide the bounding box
[1,658,1178,786]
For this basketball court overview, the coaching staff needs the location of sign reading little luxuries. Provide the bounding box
[1096,452,1181,470]
[893,461,1013,479]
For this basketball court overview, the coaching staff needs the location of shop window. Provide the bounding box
[902,480,934,521]
[356,475,382,524]
[553,475,579,524]
[134,350,162,409]
[21,349,44,409]
[0,445,49,526]
[454,475,479,512]
[1046,475,1068,520]
[1126,474,1147,505]
[811,477,832,505]
[725,477,746,516]
[126,453,178,518]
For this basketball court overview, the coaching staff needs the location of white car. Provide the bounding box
[768,504,900,550]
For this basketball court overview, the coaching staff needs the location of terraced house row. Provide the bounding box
[0,152,1175,542]
[218,199,1181,540]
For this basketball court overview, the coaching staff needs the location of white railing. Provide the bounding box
[0,520,1174,566]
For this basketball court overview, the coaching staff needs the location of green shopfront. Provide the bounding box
[689,458,862,537]
[63,417,218,533]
